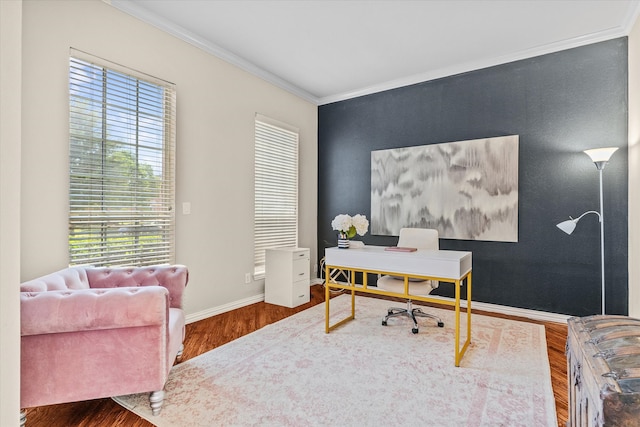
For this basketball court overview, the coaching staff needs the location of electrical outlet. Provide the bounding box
[245,273,251,284]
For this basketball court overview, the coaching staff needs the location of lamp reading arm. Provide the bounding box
[556,210,601,235]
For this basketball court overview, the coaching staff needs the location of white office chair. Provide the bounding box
[378,228,444,334]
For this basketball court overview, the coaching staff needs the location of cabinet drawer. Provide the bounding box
[292,258,309,280]
[292,249,310,260]
[291,281,310,306]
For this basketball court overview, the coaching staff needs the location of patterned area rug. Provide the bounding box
[113,295,557,426]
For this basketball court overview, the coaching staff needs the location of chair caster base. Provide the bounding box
[381,319,387,326]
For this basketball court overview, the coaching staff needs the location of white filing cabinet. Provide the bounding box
[265,247,310,308]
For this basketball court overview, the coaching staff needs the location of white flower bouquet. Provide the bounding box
[331,214,369,239]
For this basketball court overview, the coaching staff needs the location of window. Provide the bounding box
[254,114,299,277]
[69,50,176,267]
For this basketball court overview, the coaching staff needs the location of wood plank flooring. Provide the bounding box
[22,284,568,426]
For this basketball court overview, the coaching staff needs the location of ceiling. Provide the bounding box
[111,0,640,105]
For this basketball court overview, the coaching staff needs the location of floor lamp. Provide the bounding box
[556,147,618,316]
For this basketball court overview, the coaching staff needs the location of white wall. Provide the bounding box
[0,0,22,424]
[630,13,640,318]
[20,0,318,317]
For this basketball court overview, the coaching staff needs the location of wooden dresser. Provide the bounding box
[566,315,640,426]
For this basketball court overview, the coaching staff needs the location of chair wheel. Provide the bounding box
[382,320,387,326]
[412,328,419,334]
[437,322,444,327]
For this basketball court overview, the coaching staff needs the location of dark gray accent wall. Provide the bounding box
[318,38,629,316]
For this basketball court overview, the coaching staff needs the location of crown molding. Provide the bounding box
[319,0,640,105]
[319,25,633,105]
[108,0,321,105]
[622,0,640,33]
[109,0,639,107]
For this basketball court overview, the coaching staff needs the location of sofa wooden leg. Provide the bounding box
[20,409,26,426]
[150,390,165,416]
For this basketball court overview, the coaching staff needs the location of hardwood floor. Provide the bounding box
[23,284,568,426]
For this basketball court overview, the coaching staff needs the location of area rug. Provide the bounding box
[113,295,557,426]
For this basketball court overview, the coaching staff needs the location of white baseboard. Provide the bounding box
[426,295,570,324]
[186,282,570,325]
[185,293,265,324]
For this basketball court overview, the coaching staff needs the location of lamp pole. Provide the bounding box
[585,147,617,315]
[597,167,605,315]
[557,147,617,316]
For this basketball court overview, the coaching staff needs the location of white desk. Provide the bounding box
[324,246,472,366]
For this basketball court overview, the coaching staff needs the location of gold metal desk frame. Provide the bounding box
[324,249,472,367]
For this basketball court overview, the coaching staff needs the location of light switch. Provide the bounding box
[182,202,191,215]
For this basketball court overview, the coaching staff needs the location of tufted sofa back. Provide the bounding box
[20,267,90,292]
[20,265,188,309]
[85,265,188,308]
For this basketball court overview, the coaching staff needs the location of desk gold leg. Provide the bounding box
[325,264,330,333]
[455,272,473,367]
[351,269,356,318]
[454,278,461,366]
[467,272,472,346]
[325,264,356,332]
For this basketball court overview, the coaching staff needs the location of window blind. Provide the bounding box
[254,114,299,277]
[69,50,176,267]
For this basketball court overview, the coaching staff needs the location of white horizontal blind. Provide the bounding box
[69,51,176,267]
[254,114,299,277]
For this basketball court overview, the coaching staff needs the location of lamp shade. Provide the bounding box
[556,219,577,235]
[556,211,601,235]
[584,147,618,163]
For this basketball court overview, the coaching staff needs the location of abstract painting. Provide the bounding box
[371,135,519,241]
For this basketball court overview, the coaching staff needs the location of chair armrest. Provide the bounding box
[20,286,169,336]
[85,265,188,309]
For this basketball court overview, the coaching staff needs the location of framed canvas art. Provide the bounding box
[371,135,519,242]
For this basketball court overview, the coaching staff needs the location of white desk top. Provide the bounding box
[325,245,472,280]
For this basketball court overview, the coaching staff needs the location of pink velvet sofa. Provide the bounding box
[20,265,188,424]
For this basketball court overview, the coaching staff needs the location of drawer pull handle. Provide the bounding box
[298,273,305,276]
[298,294,305,298]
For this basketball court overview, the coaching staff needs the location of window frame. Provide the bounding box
[68,49,176,267]
[254,113,300,278]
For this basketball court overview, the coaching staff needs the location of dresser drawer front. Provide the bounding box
[291,281,310,306]
[292,258,309,280]
[292,249,310,260]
